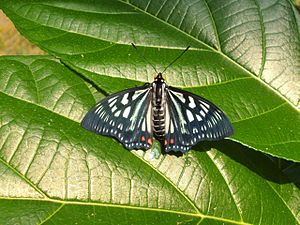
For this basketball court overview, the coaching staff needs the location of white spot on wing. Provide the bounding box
[109,99,117,107]
[208,120,212,128]
[202,101,210,109]
[114,110,121,117]
[211,117,217,125]
[200,110,206,117]
[104,115,109,122]
[141,119,146,131]
[98,112,105,120]
[118,123,123,130]
[186,109,194,122]
[164,103,170,133]
[200,103,209,113]
[95,105,103,114]
[188,96,196,108]
[111,105,117,113]
[121,93,129,105]
[215,111,222,120]
[146,101,152,133]
[108,96,118,103]
[123,106,131,118]
[196,114,202,121]
[170,121,174,133]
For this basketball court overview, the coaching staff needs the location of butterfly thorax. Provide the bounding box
[152,73,167,140]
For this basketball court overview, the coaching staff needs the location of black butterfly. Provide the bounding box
[82,45,233,152]
[81,71,234,152]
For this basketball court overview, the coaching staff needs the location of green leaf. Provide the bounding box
[1,0,299,162]
[0,56,299,225]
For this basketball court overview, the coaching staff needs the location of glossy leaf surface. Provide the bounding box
[1,0,299,161]
[0,56,299,225]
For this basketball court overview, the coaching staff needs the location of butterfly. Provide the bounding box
[81,46,234,153]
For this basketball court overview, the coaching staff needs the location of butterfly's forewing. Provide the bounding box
[81,85,153,150]
[164,87,234,152]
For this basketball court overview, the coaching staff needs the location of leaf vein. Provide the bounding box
[232,102,287,123]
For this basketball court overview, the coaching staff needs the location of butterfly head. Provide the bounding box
[154,72,165,83]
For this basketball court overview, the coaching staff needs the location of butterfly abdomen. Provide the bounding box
[152,78,166,140]
[153,105,165,139]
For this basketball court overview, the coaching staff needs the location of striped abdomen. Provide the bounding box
[152,83,166,140]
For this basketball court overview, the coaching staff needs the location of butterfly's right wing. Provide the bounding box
[81,85,153,150]
[164,86,234,152]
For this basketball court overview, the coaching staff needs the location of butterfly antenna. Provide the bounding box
[162,46,190,74]
[131,43,159,74]
[112,65,127,78]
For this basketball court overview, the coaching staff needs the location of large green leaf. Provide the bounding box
[0,56,299,225]
[1,0,299,162]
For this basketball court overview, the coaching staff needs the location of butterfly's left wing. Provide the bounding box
[164,86,234,152]
[81,85,153,150]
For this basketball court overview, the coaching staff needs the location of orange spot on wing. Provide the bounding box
[141,136,145,142]
[147,138,152,145]
[164,139,168,145]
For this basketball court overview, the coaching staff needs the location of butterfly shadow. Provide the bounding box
[159,139,214,157]
[192,139,300,189]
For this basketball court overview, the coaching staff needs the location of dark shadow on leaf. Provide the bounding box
[163,151,183,157]
[193,140,213,152]
[193,139,300,188]
[60,59,109,96]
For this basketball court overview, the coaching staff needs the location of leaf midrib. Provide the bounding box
[232,102,287,124]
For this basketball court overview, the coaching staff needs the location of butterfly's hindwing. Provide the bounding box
[81,85,153,150]
[164,87,234,152]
